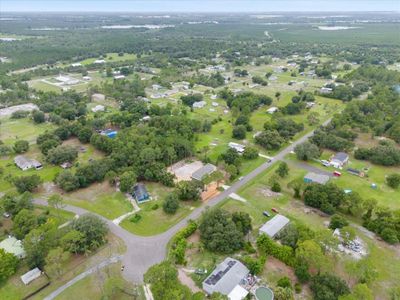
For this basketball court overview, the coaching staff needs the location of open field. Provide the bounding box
[63,182,133,220]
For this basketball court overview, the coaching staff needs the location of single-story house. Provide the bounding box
[259,214,290,238]
[20,268,42,285]
[0,236,26,258]
[330,152,349,169]
[228,142,245,154]
[191,163,217,181]
[320,87,333,94]
[193,101,206,109]
[91,93,106,102]
[91,105,105,112]
[14,155,42,171]
[71,63,82,67]
[132,183,150,203]
[267,107,278,114]
[203,257,249,299]
[304,172,330,185]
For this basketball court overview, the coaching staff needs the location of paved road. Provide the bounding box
[34,118,330,285]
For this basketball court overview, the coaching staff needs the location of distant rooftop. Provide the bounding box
[259,214,290,238]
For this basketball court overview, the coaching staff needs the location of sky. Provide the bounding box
[1,0,399,13]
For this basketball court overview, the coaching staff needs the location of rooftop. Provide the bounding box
[259,214,290,238]
[0,236,26,258]
[191,163,217,181]
[332,152,349,162]
[304,172,330,185]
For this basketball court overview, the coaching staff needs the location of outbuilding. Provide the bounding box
[228,142,246,154]
[0,236,26,259]
[191,163,217,181]
[259,214,290,238]
[304,172,330,185]
[14,155,42,171]
[267,107,278,114]
[20,268,42,285]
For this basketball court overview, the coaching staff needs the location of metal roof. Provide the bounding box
[259,214,290,238]
[332,152,349,163]
[203,257,249,296]
[304,172,330,185]
[191,163,217,181]
[0,236,26,258]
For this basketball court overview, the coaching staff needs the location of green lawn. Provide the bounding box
[120,182,199,236]
[77,52,137,66]
[0,117,55,145]
[64,184,133,220]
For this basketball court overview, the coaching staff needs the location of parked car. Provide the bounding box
[263,211,271,217]
[3,212,10,218]
[238,176,244,181]
[271,208,279,213]
[321,160,330,167]
[195,268,207,275]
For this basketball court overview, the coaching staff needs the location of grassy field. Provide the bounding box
[53,264,144,300]
[0,117,55,145]
[63,182,133,220]
[120,182,199,236]
[286,150,400,210]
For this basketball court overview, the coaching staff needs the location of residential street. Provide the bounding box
[34,118,330,285]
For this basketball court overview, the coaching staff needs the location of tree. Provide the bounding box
[1,192,33,216]
[12,209,37,239]
[294,142,320,161]
[65,214,108,254]
[48,194,65,219]
[329,214,349,230]
[61,230,85,254]
[176,181,201,201]
[255,130,284,150]
[199,208,244,253]
[45,247,70,278]
[163,193,180,214]
[0,249,18,283]
[243,147,258,160]
[307,112,320,125]
[210,292,228,300]
[241,255,266,275]
[32,110,45,123]
[13,175,42,193]
[232,212,252,235]
[271,181,282,192]
[119,170,137,193]
[276,224,299,249]
[276,162,289,178]
[55,170,80,192]
[232,125,246,139]
[13,140,29,154]
[310,274,350,300]
[386,173,400,189]
[144,261,191,300]
[47,145,78,165]
[77,127,92,143]
[295,240,328,273]
[225,164,239,180]
[220,148,241,166]
[277,276,292,289]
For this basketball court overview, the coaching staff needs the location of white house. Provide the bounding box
[267,107,279,114]
[193,101,206,109]
[228,142,245,154]
[91,105,105,112]
[330,152,349,169]
[14,156,42,171]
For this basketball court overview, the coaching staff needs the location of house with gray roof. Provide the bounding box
[304,172,330,185]
[259,214,290,238]
[191,163,217,181]
[0,236,26,259]
[202,257,249,297]
[14,155,42,171]
[330,152,349,169]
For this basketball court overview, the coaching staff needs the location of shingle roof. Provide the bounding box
[191,163,217,181]
[259,214,290,238]
[203,257,249,295]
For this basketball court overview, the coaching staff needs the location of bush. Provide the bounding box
[294,283,302,294]
[277,276,292,289]
[294,261,310,283]
[329,214,349,230]
[386,173,400,189]
[257,234,296,267]
[151,203,159,210]
[13,140,29,154]
[271,181,282,192]
[130,214,142,223]
[14,175,42,193]
[243,147,259,160]
[163,193,180,214]
[310,274,350,300]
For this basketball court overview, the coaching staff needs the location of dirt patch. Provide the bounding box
[167,159,203,182]
[201,182,221,201]
[265,257,297,282]
[187,231,200,244]
[65,181,115,203]
[257,187,282,198]
[178,269,201,293]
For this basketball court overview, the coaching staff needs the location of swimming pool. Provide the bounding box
[255,287,274,300]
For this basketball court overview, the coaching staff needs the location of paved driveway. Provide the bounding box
[34,118,330,284]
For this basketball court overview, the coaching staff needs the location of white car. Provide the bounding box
[321,160,330,167]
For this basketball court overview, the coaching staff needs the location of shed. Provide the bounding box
[304,172,330,185]
[91,105,105,112]
[91,93,105,102]
[132,183,150,203]
[267,107,278,114]
[191,163,217,181]
[259,214,290,238]
[0,236,26,258]
[193,101,206,109]
[203,257,249,296]
[347,168,365,177]
[20,268,42,285]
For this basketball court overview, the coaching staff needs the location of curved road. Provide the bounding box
[34,119,330,284]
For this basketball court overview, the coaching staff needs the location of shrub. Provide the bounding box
[130,214,142,223]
